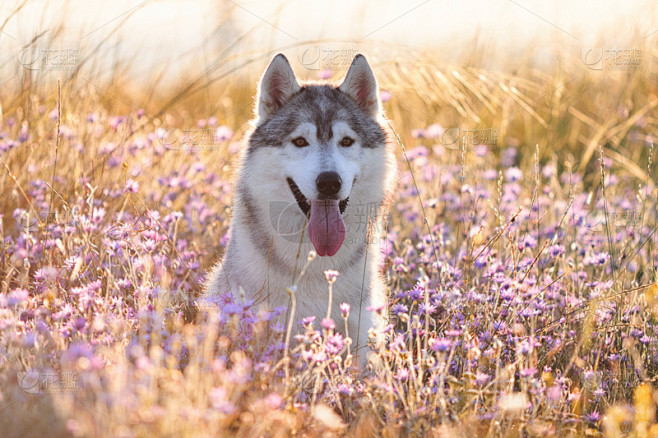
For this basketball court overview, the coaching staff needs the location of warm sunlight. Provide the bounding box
[0,1,657,437]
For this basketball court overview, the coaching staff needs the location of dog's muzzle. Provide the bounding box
[286,178,348,216]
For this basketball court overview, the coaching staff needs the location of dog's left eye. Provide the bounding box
[340,137,355,147]
[292,137,309,147]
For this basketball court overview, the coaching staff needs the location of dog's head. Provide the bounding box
[242,54,395,257]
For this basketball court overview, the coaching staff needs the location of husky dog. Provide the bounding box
[206,53,396,361]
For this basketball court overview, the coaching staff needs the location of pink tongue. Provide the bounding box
[308,200,346,257]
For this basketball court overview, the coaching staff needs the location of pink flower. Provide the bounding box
[340,303,350,318]
[210,387,236,414]
[321,318,335,331]
[324,269,339,283]
[124,179,139,193]
[263,393,283,409]
[429,338,452,353]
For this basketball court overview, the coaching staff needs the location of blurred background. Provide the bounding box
[2,0,656,80]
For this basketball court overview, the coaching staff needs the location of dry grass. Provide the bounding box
[0,2,657,437]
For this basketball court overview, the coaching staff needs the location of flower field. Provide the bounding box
[0,5,657,436]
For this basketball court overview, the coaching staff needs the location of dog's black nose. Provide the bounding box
[316,171,342,197]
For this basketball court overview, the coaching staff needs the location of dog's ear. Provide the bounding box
[257,54,300,120]
[338,54,379,116]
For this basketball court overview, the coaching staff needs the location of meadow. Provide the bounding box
[0,3,657,437]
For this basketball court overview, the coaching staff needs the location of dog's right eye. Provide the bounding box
[292,137,309,147]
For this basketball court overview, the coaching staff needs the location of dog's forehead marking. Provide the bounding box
[301,87,338,143]
[331,121,353,136]
[298,86,385,149]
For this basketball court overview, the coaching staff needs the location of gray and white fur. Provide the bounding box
[205,53,397,362]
